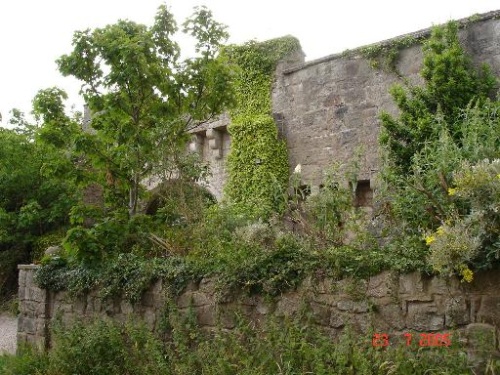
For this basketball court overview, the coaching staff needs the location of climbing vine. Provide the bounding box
[360,35,424,73]
[224,36,301,218]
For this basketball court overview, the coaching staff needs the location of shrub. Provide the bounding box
[428,159,500,279]
[47,319,167,375]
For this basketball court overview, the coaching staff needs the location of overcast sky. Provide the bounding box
[1,0,499,126]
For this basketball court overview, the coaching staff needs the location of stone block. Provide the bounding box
[367,271,394,298]
[22,317,35,334]
[336,300,369,313]
[370,303,405,331]
[73,298,87,315]
[399,272,424,295]
[196,305,217,327]
[428,276,460,295]
[28,287,45,303]
[143,309,157,330]
[476,296,500,326]
[177,292,212,309]
[309,302,331,326]
[444,296,469,327]
[329,312,346,328]
[312,293,338,307]
[312,277,336,294]
[275,294,301,317]
[256,300,273,316]
[198,278,217,294]
[405,302,444,331]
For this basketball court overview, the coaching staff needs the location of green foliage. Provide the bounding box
[225,114,289,217]
[380,21,496,173]
[57,5,235,216]
[224,36,301,218]
[428,159,500,279]
[304,165,355,245]
[0,313,493,375]
[36,252,199,301]
[215,233,312,296]
[0,345,49,375]
[48,319,167,375]
[360,35,424,72]
[378,21,500,278]
[0,107,78,299]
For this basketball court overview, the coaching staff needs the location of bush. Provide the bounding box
[0,345,49,375]
[428,159,500,280]
[47,319,167,375]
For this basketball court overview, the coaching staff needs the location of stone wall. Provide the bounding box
[274,11,500,190]
[193,11,500,199]
[17,265,49,351]
[18,265,500,358]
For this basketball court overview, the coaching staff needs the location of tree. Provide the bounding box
[57,5,235,216]
[0,94,79,299]
[380,21,496,173]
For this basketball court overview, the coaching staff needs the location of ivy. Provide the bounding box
[360,35,425,73]
[224,36,301,218]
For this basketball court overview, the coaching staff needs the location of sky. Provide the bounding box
[1,0,499,126]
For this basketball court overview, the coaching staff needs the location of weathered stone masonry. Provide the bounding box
[18,265,500,359]
[191,11,500,200]
[16,9,500,361]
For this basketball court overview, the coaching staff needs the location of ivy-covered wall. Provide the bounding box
[223,37,302,217]
[190,10,500,200]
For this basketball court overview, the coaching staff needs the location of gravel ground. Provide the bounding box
[0,313,17,354]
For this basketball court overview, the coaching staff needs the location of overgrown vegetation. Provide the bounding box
[224,36,300,218]
[20,17,500,303]
[360,34,425,72]
[2,314,495,375]
[0,95,79,302]
[3,7,500,374]
[378,21,500,282]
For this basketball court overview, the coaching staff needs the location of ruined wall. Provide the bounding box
[189,114,232,201]
[18,265,500,357]
[195,11,500,199]
[273,11,500,191]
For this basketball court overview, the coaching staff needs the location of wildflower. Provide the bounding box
[447,188,457,196]
[294,164,302,174]
[460,266,474,283]
[436,226,444,236]
[425,235,436,246]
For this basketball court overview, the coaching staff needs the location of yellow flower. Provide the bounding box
[436,226,444,236]
[497,174,500,180]
[425,235,436,246]
[460,266,474,283]
[447,188,457,196]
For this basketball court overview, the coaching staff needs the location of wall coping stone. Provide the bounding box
[284,9,500,74]
[18,264,40,271]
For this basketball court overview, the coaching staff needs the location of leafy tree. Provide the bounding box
[380,21,496,173]
[57,5,235,216]
[0,92,79,299]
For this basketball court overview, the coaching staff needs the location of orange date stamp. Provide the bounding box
[372,332,451,348]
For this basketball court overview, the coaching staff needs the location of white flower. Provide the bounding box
[294,164,302,174]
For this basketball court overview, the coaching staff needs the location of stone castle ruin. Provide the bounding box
[189,10,500,206]
[17,12,500,366]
